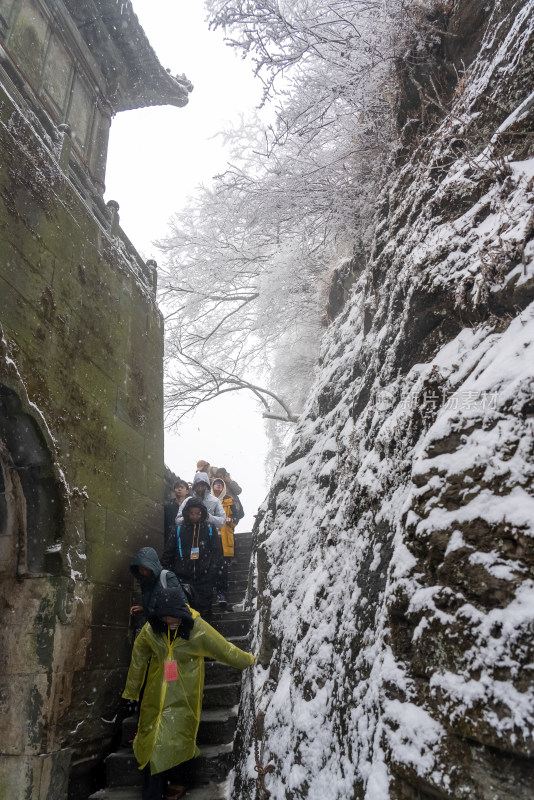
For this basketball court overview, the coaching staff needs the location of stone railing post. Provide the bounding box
[146,259,158,294]
[106,200,120,237]
[57,123,72,172]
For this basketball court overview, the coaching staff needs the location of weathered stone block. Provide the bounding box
[111,418,146,464]
[123,455,147,495]
[0,749,70,800]
[85,501,107,546]
[85,541,131,584]
[84,626,132,671]
[91,584,132,627]
[0,672,50,754]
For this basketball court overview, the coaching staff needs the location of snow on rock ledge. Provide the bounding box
[233,2,534,799]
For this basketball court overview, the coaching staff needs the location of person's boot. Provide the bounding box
[165,784,187,800]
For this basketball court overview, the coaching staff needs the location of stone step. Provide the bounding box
[230,561,251,574]
[203,681,240,709]
[211,607,251,621]
[105,751,143,788]
[234,531,252,542]
[232,544,251,557]
[232,551,252,562]
[221,599,246,613]
[210,613,251,638]
[184,782,227,800]
[197,707,237,746]
[227,568,249,583]
[226,578,249,592]
[121,715,138,748]
[89,788,141,799]
[227,562,249,576]
[230,538,251,551]
[235,553,251,560]
[105,734,235,789]
[232,561,251,570]
[218,634,249,651]
[196,743,233,783]
[205,611,248,629]
[90,779,227,799]
[233,553,251,561]
[232,543,252,563]
[226,588,249,604]
[204,660,244,685]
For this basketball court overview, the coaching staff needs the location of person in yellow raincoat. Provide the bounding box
[211,478,237,609]
[122,587,254,800]
[211,478,236,557]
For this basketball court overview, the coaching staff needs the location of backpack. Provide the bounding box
[159,567,197,607]
[233,495,245,522]
[159,569,169,588]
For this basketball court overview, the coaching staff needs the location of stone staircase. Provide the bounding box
[89,532,252,800]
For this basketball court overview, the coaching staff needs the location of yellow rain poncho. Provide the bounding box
[220,495,236,557]
[122,610,254,775]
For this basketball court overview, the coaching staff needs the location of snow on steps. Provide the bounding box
[103,740,234,788]
[89,780,227,799]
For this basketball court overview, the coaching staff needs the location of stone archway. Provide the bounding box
[0,383,71,798]
[0,383,62,577]
[0,435,27,576]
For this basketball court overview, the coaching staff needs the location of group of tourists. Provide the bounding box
[121,460,253,800]
[162,460,245,617]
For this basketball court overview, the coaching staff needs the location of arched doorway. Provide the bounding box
[0,384,62,576]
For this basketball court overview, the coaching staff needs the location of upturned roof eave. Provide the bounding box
[112,74,193,113]
[94,0,193,111]
[65,0,193,112]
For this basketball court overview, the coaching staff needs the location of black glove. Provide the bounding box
[119,697,137,716]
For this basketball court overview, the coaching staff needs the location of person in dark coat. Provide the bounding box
[164,480,190,544]
[130,547,187,619]
[161,499,224,620]
[175,472,226,529]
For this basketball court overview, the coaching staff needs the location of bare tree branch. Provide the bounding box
[159,0,405,429]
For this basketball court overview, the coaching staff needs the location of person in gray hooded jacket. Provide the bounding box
[175,471,226,529]
[130,547,187,618]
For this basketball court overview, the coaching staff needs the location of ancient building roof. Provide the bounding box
[63,0,193,112]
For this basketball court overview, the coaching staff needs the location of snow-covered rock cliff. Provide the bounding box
[234,2,534,798]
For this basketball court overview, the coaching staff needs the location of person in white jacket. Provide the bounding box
[175,471,226,528]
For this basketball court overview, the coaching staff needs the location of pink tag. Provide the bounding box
[164,660,178,682]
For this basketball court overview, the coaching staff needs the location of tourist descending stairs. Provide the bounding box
[89,532,253,800]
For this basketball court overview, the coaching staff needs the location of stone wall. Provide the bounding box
[0,76,165,798]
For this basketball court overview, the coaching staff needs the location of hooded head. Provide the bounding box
[130,547,162,583]
[183,497,208,524]
[192,471,211,498]
[211,478,226,499]
[150,587,194,637]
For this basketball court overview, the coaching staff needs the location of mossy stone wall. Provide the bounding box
[0,80,165,799]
